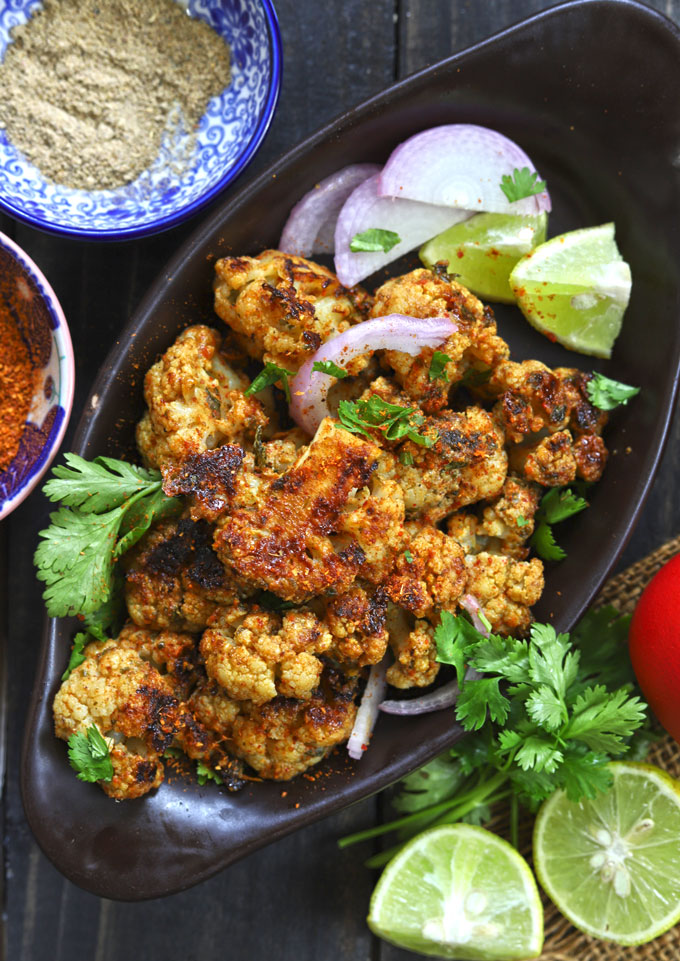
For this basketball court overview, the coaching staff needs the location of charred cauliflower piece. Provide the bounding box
[487,360,571,443]
[447,476,541,559]
[213,250,371,373]
[214,418,405,602]
[385,605,440,689]
[117,621,201,700]
[385,526,466,619]
[509,430,578,487]
[125,517,250,633]
[136,325,267,477]
[53,637,183,799]
[200,603,333,704]
[463,552,544,636]
[323,585,389,669]
[371,268,510,412]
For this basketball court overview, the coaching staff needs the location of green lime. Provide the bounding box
[368,823,543,960]
[534,761,680,946]
[509,222,631,358]
[420,212,548,303]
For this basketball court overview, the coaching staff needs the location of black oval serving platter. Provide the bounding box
[21,0,680,900]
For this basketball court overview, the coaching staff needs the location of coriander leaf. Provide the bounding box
[196,761,222,786]
[404,549,414,564]
[67,725,114,783]
[456,677,510,731]
[245,362,295,402]
[434,610,481,687]
[564,685,646,753]
[393,754,467,814]
[556,748,613,802]
[539,488,588,525]
[337,395,433,447]
[508,765,558,809]
[528,623,579,700]
[525,685,566,731]
[570,605,635,691]
[514,735,563,774]
[81,571,125,640]
[516,515,528,527]
[35,505,124,616]
[450,722,495,774]
[399,450,414,466]
[530,520,566,561]
[350,228,401,253]
[586,372,640,411]
[500,167,547,203]
[61,632,90,680]
[42,453,162,513]
[460,803,493,826]
[428,351,451,382]
[116,485,182,554]
[468,633,529,684]
[312,360,349,379]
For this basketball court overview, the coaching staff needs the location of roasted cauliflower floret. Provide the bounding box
[213,250,371,373]
[463,552,544,635]
[462,475,542,559]
[136,325,267,477]
[371,268,510,412]
[554,368,609,437]
[124,517,249,633]
[53,637,182,799]
[385,605,439,689]
[200,603,333,704]
[393,405,507,522]
[117,621,201,700]
[572,432,608,482]
[219,666,358,780]
[385,526,466,619]
[323,585,389,668]
[487,360,571,443]
[214,418,405,602]
[509,430,577,487]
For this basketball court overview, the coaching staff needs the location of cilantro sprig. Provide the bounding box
[245,362,295,402]
[337,395,433,447]
[428,351,452,382]
[68,725,114,783]
[34,454,182,622]
[340,606,649,865]
[500,167,547,203]
[312,360,349,379]
[349,228,401,253]
[530,486,588,562]
[586,372,640,411]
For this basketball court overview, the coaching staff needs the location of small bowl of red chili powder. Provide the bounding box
[0,231,74,520]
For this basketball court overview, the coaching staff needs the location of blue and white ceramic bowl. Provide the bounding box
[0,231,74,521]
[0,0,282,239]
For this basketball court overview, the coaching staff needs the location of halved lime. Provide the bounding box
[420,212,548,303]
[368,823,543,959]
[534,761,680,946]
[509,222,631,358]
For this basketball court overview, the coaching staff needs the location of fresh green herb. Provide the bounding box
[245,362,296,403]
[312,360,349,379]
[349,228,401,253]
[399,450,414,466]
[516,515,528,528]
[530,486,588,562]
[499,167,547,203]
[337,395,433,447]
[196,761,223,786]
[586,372,640,411]
[459,367,492,389]
[67,725,114,783]
[340,608,648,865]
[61,632,91,681]
[404,549,414,564]
[35,454,182,619]
[428,351,452,382]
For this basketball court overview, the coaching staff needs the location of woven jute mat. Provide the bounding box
[489,534,680,961]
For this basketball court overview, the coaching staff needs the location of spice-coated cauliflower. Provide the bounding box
[384,526,467,619]
[385,606,440,689]
[322,584,389,669]
[213,250,371,373]
[447,475,541,560]
[463,552,544,636]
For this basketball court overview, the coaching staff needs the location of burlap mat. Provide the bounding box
[489,534,680,961]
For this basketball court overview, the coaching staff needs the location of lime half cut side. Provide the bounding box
[509,222,631,358]
[420,212,548,303]
[368,823,543,960]
[534,761,680,946]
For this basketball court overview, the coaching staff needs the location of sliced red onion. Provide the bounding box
[334,173,472,288]
[378,125,551,216]
[279,164,381,257]
[347,659,388,760]
[460,593,491,637]
[379,679,460,715]
[289,314,457,434]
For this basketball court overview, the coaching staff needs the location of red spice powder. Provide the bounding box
[0,306,34,472]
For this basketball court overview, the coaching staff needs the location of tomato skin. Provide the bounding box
[629,553,680,743]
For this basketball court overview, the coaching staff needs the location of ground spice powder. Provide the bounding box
[0,308,35,473]
[0,0,232,190]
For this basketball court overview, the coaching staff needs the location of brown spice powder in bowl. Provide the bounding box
[0,0,232,191]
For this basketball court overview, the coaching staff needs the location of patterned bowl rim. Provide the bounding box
[0,0,283,242]
[0,230,75,521]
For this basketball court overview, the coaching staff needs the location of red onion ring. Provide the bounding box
[460,593,491,637]
[289,314,457,434]
[279,164,381,257]
[347,659,388,760]
[378,124,551,216]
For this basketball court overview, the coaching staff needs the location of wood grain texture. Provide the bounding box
[4,0,680,959]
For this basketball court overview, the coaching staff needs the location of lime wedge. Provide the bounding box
[509,222,631,358]
[368,823,543,960]
[534,761,680,945]
[420,212,548,303]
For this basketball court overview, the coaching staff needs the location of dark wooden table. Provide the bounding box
[3,1,680,958]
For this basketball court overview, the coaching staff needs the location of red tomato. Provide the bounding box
[629,553,680,743]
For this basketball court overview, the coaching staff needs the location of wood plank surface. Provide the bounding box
[3,1,680,959]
